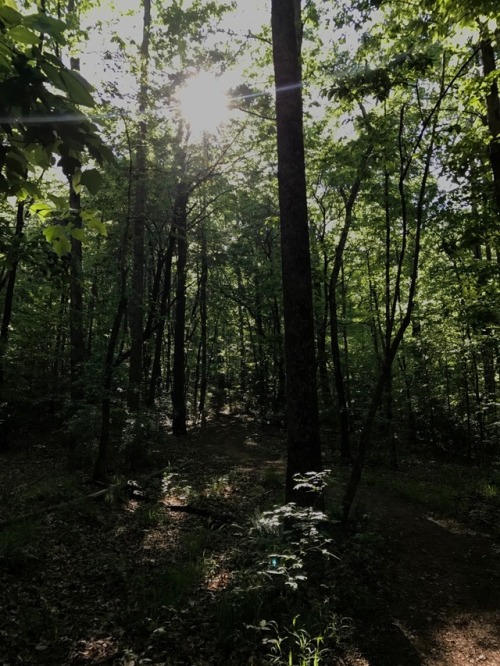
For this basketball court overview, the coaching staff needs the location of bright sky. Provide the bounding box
[79,0,269,134]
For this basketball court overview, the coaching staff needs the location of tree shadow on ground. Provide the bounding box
[1,416,499,665]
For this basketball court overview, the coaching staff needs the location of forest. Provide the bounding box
[0,0,499,664]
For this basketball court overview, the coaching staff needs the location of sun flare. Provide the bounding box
[178,72,230,138]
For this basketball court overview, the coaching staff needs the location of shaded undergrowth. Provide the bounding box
[1,416,499,665]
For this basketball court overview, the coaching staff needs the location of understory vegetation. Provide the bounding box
[1,0,499,663]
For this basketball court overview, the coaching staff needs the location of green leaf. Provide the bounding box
[0,5,22,27]
[27,144,52,170]
[23,13,67,44]
[70,227,87,242]
[8,25,39,44]
[80,168,102,194]
[30,202,54,219]
[43,224,63,243]
[53,235,71,256]
[59,69,95,107]
[40,60,65,90]
[18,181,41,200]
[82,210,107,236]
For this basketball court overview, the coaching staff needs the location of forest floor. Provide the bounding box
[0,414,499,665]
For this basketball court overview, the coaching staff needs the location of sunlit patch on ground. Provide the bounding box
[125,499,139,512]
[71,635,120,663]
[206,566,232,592]
[425,515,488,538]
[424,612,500,666]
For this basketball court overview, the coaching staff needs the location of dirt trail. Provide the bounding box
[1,415,499,665]
[354,487,500,666]
[200,415,500,666]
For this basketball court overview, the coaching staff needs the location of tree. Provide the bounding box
[271,0,323,506]
[127,0,151,413]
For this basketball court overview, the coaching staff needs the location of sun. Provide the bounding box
[177,71,231,138]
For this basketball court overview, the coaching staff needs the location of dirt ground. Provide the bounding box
[1,414,499,665]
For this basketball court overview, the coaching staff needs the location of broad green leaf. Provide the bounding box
[82,210,107,236]
[31,202,54,219]
[23,13,67,44]
[0,5,22,26]
[43,224,63,243]
[40,60,65,90]
[53,235,71,256]
[18,181,41,200]
[70,227,87,242]
[27,144,52,169]
[80,168,102,194]
[59,69,95,107]
[8,25,39,44]
[47,194,68,208]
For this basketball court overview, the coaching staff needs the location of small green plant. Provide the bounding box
[204,474,231,497]
[256,613,352,665]
[213,471,347,661]
[261,616,325,665]
[250,471,336,592]
[135,505,164,530]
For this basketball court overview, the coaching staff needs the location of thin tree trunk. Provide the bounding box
[236,266,248,399]
[198,223,208,425]
[0,203,24,385]
[128,0,151,412]
[69,180,86,405]
[171,183,189,435]
[93,297,127,481]
[480,38,500,213]
[148,233,175,406]
[328,173,367,459]
[0,202,25,450]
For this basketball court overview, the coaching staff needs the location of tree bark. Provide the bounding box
[69,177,86,405]
[271,0,322,506]
[148,232,175,406]
[171,182,189,435]
[128,0,151,412]
[480,38,500,214]
[0,202,25,450]
[198,223,208,424]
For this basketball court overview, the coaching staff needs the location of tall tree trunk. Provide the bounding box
[480,38,500,214]
[330,282,350,459]
[0,202,25,450]
[93,296,127,481]
[271,0,322,506]
[68,176,86,405]
[198,223,208,425]
[328,169,368,459]
[148,232,175,406]
[64,31,86,407]
[128,0,151,412]
[236,266,248,400]
[171,183,189,435]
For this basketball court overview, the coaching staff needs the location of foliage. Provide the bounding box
[0,0,113,199]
